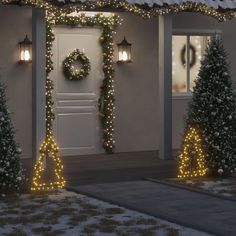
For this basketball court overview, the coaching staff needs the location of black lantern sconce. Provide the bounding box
[117,37,132,63]
[19,35,32,63]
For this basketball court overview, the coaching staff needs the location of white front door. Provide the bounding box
[51,26,104,156]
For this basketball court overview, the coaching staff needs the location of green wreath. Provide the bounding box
[63,49,91,80]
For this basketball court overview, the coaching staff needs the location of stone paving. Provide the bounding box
[70,180,236,236]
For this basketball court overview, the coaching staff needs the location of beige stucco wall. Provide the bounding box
[0,6,32,159]
[114,13,159,152]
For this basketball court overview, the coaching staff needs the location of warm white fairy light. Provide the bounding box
[31,14,66,191]
[178,126,208,178]
[32,12,120,190]
[63,49,91,80]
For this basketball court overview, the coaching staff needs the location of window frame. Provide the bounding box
[172,29,222,98]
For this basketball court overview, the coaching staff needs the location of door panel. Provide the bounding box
[52,26,103,156]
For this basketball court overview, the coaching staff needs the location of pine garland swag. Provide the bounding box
[63,49,91,81]
[5,0,236,22]
[53,14,120,153]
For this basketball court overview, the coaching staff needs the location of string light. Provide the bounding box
[4,0,236,22]
[31,12,120,191]
[31,132,66,191]
[31,12,66,191]
[61,1,236,22]
[63,49,91,80]
[178,126,207,178]
[54,14,120,153]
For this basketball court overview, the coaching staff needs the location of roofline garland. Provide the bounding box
[2,0,236,21]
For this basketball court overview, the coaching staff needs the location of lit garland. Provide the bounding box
[31,135,66,191]
[178,126,208,178]
[31,13,66,191]
[53,14,120,153]
[29,11,120,191]
[63,49,91,81]
[3,0,236,22]
[59,1,236,22]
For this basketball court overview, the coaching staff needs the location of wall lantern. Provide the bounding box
[117,37,132,63]
[19,35,32,63]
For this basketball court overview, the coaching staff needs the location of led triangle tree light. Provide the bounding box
[31,133,66,191]
[178,127,207,178]
[31,16,66,191]
[31,79,66,191]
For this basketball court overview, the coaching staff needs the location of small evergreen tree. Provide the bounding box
[182,36,236,176]
[0,80,24,192]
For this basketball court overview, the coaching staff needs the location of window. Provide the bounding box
[172,34,211,95]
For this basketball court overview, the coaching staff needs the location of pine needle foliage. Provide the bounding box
[183,36,236,176]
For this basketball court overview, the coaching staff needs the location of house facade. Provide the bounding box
[1,0,236,160]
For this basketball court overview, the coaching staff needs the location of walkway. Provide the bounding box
[70,180,236,236]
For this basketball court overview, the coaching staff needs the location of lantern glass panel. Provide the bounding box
[117,38,132,63]
[19,35,32,63]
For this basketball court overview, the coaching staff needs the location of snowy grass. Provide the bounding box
[169,178,236,198]
[0,190,211,236]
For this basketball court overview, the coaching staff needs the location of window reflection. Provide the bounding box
[172,35,210,94]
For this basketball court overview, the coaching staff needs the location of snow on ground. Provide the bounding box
[175,178,236,198]
[200,180,234,196]
[0,189,212,236]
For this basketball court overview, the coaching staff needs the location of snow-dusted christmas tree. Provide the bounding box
[0,80,24,192]
[182,36,236,176]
